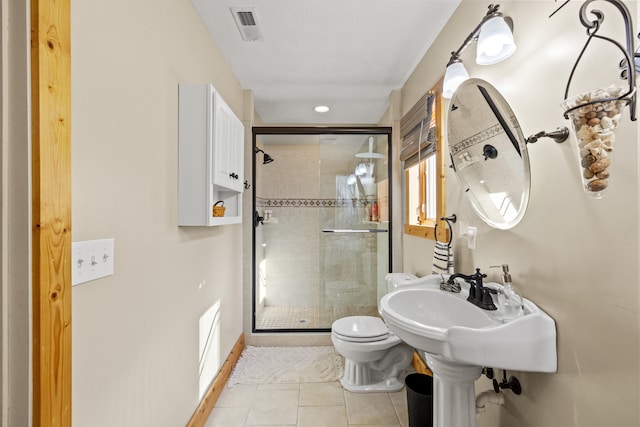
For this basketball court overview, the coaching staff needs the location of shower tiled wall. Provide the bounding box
[256,143,383,311]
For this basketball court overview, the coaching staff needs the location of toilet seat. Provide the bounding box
[332,331,388,343]
[332,316,389,342]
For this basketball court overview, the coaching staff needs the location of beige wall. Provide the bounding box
[8,0,637,425]
[401,1,639,426]
[2,0,31,425]
[71,0,244,425]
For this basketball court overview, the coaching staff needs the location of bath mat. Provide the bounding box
[228,346,344,386]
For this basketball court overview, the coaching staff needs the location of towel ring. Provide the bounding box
[436,214,457,246]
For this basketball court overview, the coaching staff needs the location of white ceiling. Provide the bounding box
[191,0,460,124]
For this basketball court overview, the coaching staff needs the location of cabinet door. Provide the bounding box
[229,112,244,192]
[212,93,233,190]
[213,95,244,192]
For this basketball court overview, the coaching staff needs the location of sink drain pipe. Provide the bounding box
[475,389,505,417]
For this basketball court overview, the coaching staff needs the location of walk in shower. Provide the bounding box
[252,128,392,332]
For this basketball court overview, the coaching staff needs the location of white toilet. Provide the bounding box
[331,273,424,393]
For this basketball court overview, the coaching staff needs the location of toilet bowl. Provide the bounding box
[331,273,442,393]
[331,315,413,392]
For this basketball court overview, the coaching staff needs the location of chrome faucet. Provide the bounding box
[439,274,461,293]
[447,268,497,310]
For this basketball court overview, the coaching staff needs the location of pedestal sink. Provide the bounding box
[378,275,557,427]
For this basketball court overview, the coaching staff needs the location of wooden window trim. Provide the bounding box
[403,82,448,242]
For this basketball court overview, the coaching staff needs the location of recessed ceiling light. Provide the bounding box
[314,105,330,113]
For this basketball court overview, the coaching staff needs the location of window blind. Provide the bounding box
[400,91,437,168]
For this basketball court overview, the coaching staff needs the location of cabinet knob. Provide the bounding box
[229,172,239,179]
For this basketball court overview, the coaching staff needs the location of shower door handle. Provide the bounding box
[322,229,388,233]
[254,211,264,227]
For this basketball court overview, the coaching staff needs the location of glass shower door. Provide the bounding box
[253,129,390,332]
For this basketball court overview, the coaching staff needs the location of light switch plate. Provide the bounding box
[459,221,477,250]
[72,238,115,286]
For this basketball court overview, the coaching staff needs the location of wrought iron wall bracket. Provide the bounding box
[526,127,570,144]
[561,0,638,121]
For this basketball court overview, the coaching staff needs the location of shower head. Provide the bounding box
[262,152,274,164]
[255,147,275,164]
[355,136,384,159]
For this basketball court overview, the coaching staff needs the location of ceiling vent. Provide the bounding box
[230,7,263,42]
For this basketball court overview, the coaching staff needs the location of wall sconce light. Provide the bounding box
[443,4,516,98]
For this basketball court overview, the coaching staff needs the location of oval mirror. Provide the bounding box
[447,78,530,229]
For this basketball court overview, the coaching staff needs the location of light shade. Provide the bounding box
[476,16,516,65]
[442,61,470,99]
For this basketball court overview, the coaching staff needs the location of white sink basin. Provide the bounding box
[379,277,557,373]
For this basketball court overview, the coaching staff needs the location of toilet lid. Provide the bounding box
[332,316,389,341]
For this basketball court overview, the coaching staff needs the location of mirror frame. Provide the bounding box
[447,78,530,230]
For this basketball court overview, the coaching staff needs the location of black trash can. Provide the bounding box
[405,373,433,427]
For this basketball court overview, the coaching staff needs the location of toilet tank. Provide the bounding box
[384,273,445,293]
[385,273,419,293]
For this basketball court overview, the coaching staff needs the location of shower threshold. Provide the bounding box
[255,305,379,330]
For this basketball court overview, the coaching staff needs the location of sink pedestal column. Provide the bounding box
[425,354,483,427]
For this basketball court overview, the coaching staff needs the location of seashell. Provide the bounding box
[587,117,600,126]
[596,169,610,179]
[587,179,608,192]
[581,154,597,168]
[584,139,603,149]
[576,124,596,140]
[589,158,611,173]
[578,137,596,147]
[606,84,623,97]
[589,147,608,158]
[600,116,614,129]
[576,94,590,104]
[583,168,595,179]
[585,111,597,119]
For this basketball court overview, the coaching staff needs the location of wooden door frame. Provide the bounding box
[31,0,72,425]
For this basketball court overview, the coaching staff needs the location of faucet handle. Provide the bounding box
[473,268,487,286]
[474,267,487,276]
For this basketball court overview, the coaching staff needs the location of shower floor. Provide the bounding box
[255,305,379,330]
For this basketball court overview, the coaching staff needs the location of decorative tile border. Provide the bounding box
[450,123,505,155]
[256,197,370,208]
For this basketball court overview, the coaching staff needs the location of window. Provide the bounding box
[402,83,448,242]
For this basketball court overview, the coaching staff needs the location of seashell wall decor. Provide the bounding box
[561,85,628,198]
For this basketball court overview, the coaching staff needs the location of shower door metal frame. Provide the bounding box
[251,126,393,333]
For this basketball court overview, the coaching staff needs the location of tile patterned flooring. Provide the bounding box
[205,381,410,427]
[255,306,380,330]
[212,309,413,426]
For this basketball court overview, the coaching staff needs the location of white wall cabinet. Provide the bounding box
[178,84,244,226]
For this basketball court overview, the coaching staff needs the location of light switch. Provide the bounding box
[72,238,115,286]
